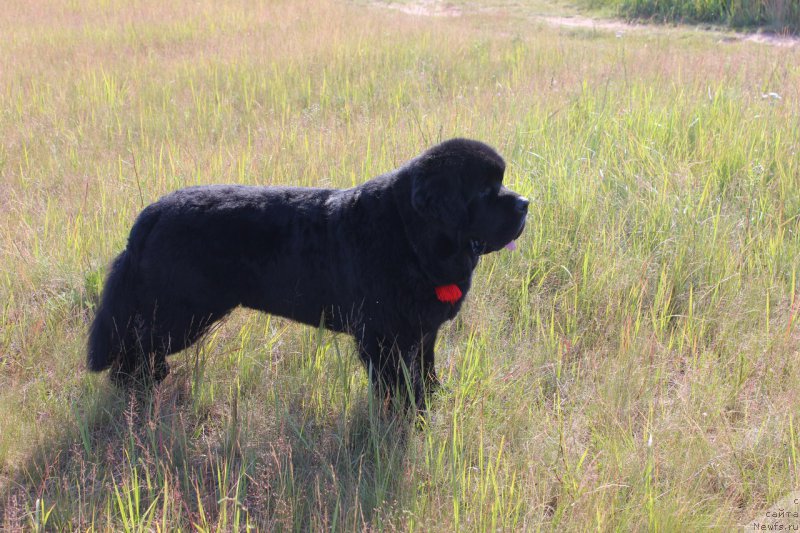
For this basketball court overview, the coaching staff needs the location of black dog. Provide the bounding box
[88,138,528,410]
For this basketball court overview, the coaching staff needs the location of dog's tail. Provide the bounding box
[88,202,162,373]
[87,249,136,372]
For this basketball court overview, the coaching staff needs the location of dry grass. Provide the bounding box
[1,0,799,530]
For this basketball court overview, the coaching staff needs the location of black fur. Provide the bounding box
[88,138,528,410]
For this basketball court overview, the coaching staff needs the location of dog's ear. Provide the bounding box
[410,164,467,229]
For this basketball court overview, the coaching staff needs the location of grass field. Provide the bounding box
[1,0,799,530]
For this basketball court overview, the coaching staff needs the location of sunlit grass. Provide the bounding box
[1,0,799,529]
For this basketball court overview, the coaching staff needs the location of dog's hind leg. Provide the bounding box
[107,305,202,386]
[142,305,230,383]
[107,312,166,386]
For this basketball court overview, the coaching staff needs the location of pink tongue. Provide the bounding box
[504,241,517,251]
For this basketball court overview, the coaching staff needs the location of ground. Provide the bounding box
[1,0,799,530]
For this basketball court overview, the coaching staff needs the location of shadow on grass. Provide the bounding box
[1,367,412,530]
[265,393,412,530]
[0,378,130,530]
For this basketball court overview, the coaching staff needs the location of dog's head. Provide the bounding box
[408,138,528,257]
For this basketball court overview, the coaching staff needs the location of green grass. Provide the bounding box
[1,0,799,529]
[581,0,800,32]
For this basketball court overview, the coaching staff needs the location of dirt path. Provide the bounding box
[372,1,799,48]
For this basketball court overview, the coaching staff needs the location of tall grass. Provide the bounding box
[583,0,800,32]
[1,0,799,529]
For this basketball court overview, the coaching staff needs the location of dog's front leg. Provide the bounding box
[356,330,426,413]
[420,330,440,397]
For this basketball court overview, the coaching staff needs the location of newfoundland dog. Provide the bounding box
[88,138,528,411]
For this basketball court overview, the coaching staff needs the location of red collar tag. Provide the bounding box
[435,284,462,304]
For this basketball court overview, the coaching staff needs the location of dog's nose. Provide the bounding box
[515,196,529,213]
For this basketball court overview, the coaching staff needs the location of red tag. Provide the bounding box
[435,284,462,304]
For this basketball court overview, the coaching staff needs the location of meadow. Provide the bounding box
[1,0,799,529]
